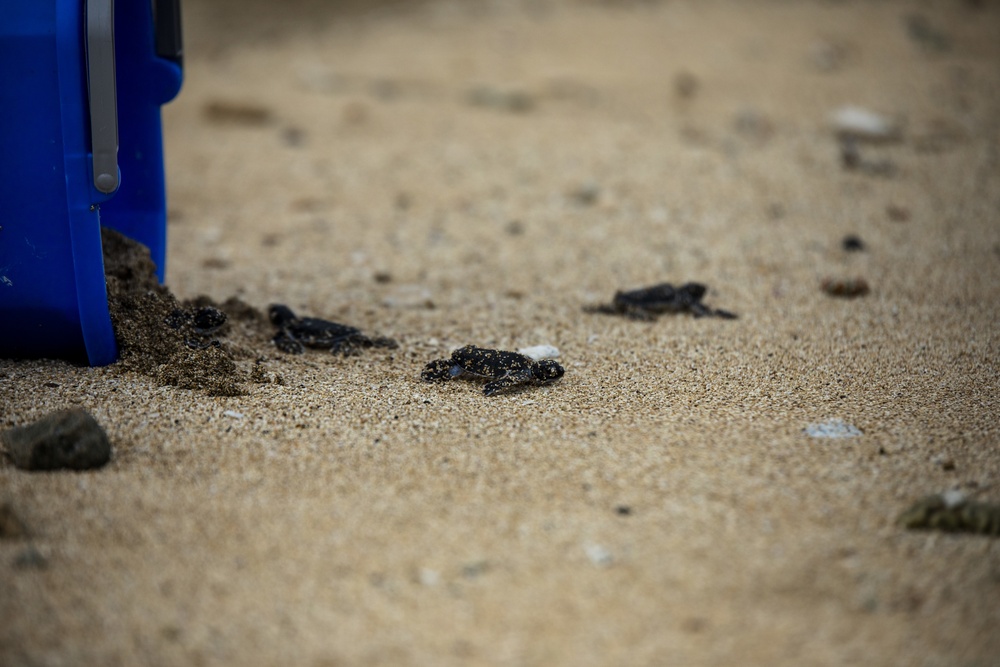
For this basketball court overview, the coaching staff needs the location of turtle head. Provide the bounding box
[268,304,297,327]
[680,283,707,301]
[532,359,565,384]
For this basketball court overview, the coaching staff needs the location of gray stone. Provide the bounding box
[2,408,111,471]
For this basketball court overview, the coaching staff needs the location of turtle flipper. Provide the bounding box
[273,331,305,354]
[483,369,534,396]
[422,359,458,382]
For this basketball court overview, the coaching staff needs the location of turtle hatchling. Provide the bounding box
[584,282,737,320]
[165,305,228,349]
[268,304,397,355]
[421,345,565,396]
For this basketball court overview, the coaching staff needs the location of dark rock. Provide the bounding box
[202,99,273,125]
[820,277,870,298]
[842,235,865,251]
[2,408,111,471]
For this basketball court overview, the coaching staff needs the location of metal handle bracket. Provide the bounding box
[86,0,119,194]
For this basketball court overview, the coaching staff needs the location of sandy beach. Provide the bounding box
[2,1,999,664]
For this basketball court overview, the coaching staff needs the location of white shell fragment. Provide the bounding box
[805,419,863,439]
[942,489,967,508]
[517,345,561,361]
[584,543,614,567]
[830,106,901,143]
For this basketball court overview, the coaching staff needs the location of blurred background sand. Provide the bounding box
[2,1,1000,664]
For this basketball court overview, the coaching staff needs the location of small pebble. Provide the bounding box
[584,543,614,567]
[418,568,440,586]
[942,489,966,508]
[839,138,897,177]
[886,205,911,222]
[682,617,710,633]
[0,503,28,539]
[201,257,230,270]
[805,419,863,439]
[840,137,862,170]
[569,182,601,206]
[202,100,273,126]
[842,235,865,252]
[904,14,952,52]
[223,410,244,420]
[517,345,561,361]
[282,126,306,147]
[461,561,490,579]
[830,106,901,143]
[821,277,870,298]
[2,409,111,471]
[505,220,525,236]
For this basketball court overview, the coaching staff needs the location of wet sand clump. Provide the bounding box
[101,227,247,396]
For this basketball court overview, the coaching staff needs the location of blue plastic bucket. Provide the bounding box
[0,0,182,365]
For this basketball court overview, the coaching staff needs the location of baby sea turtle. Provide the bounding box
[584,282,737,320]
[421,345,565,396]
[165,305,228,349]
[268,304,397,356]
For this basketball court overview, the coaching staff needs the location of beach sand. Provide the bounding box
[2,1,999,664]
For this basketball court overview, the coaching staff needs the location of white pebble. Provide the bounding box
[830,106,901,143]
[942,489,967,508]
[518,344,560,360]
[223,410,244,419]
[805,419,862,438]
[584,543,614,567]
